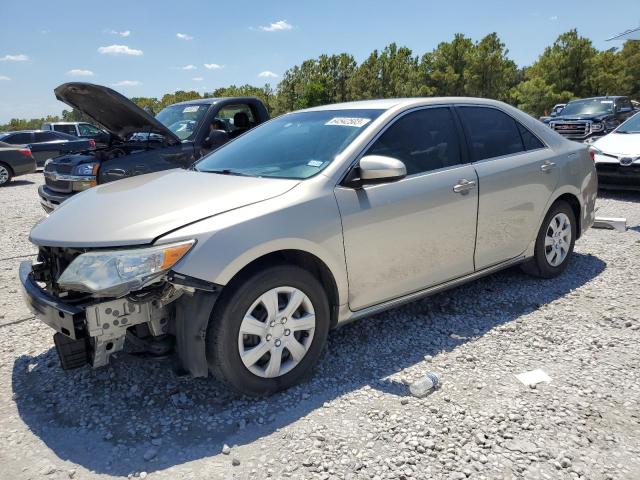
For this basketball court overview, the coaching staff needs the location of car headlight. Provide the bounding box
[591,122,604,132]
[57,240,195,297]
[73,162,98,176]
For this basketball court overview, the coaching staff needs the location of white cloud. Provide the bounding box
[0,75,10,81]
[550,15,558,21]
[0,54,29,62]
[176,33,193,41]
[192,76,203,81]
[98,44,143,56]
[259,20,293,32]
[67,69,94,77]
[258,70,278,78]
[109,29,131,37]
[204,63,222,70]
[182,64,197,70]
[112,80,141,87]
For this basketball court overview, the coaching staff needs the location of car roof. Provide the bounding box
[169,96,260,106]
[302,97,516,112]
[44,122,87,125]
[567,96,625,102]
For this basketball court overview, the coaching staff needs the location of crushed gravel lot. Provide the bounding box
[1,172,640,480]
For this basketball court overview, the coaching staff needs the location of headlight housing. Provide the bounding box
[73,162,98,176]
[57,240,195,297]
[591,122,604,132]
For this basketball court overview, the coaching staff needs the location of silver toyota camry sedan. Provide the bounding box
[20,97,597,395]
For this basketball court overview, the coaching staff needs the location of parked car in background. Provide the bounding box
[590,111,640,190]
[0,130,94,167]
[539,103,566,123]
[20,97,597,395]
[39,82,270,212]
[547,96,635,142]
[41,121,110,146]
[0,141,36,185]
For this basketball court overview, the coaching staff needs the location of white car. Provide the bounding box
[591,112,640,190]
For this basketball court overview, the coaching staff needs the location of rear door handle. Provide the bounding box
[453,179,477,194]
[540,160,556,172]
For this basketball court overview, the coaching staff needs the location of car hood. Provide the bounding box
[30,169,299,248]
[593,132,640,156]
[54,82,181,145]
[552,113,610,122]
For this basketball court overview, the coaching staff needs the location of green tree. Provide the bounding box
[421,34,473,96]
[464,33,518,101]
[512,77,571,117]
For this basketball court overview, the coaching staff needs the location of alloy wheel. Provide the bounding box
[238,286,316,378]
[0,165,9,185]
[544,212,571,267]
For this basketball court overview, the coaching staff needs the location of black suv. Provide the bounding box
[39,83,270,212]
[547,96,636,142]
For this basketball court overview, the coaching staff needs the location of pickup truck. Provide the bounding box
[39,83,270,212]
[546,96,636,143]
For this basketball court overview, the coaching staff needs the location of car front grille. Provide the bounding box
[44,176,73,193]
[596,163,640,186]
[550,122,590,138]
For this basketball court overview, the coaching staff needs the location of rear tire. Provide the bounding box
[522,200,576,278]
[0,163,13,186]
[206,265,330,395]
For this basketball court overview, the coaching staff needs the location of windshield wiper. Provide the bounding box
[202,169,253,177]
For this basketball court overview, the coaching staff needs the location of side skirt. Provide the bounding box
[336,255,526,327]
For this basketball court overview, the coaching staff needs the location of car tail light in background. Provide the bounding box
[88,139,96,149]
[18,148,33,158]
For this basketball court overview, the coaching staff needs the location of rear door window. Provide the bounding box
[4,132,33,144]
[457,107,525,161]
[78,123,102,136]
[517,124,545,150]
[33,131,61,142]
[365,107,462,176]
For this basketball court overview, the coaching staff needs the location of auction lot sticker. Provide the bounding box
[325,117,371,127]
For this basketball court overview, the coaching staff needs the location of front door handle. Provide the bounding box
[105,168,126,177]
[540,160,556,172]
[453,179,477,194]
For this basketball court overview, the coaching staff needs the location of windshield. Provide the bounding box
[155,103,209,140]
[561,99,614,116]
[616,113,640,134]
[195,109,384,179]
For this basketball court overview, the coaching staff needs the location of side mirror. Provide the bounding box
[358,155,407,184]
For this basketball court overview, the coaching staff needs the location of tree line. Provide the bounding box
[2,29,639,132]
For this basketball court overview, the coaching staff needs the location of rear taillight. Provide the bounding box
[88,139,96,149]
[18,148,32,157]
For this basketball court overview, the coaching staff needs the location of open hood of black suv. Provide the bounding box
[54,82,181,145]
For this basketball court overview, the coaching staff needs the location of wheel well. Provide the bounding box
[224,250,340,328]
[554,193,581,239]
[0,162,14,175]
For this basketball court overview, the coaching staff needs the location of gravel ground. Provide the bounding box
[1,172,640,480]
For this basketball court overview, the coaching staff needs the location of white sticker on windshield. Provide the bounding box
[325,117,371,127]
[183,105,200,113]
[600,100,614,104]
[307,160,323,167]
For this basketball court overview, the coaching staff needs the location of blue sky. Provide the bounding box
[0,0,637,122]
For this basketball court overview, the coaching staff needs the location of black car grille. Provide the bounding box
[596,164,640,186]
[44,176,72,193]
[44,162,73,174]
[551,122,589,138]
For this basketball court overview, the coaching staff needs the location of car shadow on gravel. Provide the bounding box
[598,189,640,204]
[4,179,35,187]
[11,251,605,477]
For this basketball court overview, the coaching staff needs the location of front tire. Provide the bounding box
[522,200,576,278]
[206,265,330,395]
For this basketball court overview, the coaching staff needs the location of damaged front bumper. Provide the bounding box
[19,260,219,375]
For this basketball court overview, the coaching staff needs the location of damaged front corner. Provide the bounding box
[174,290,219,377]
